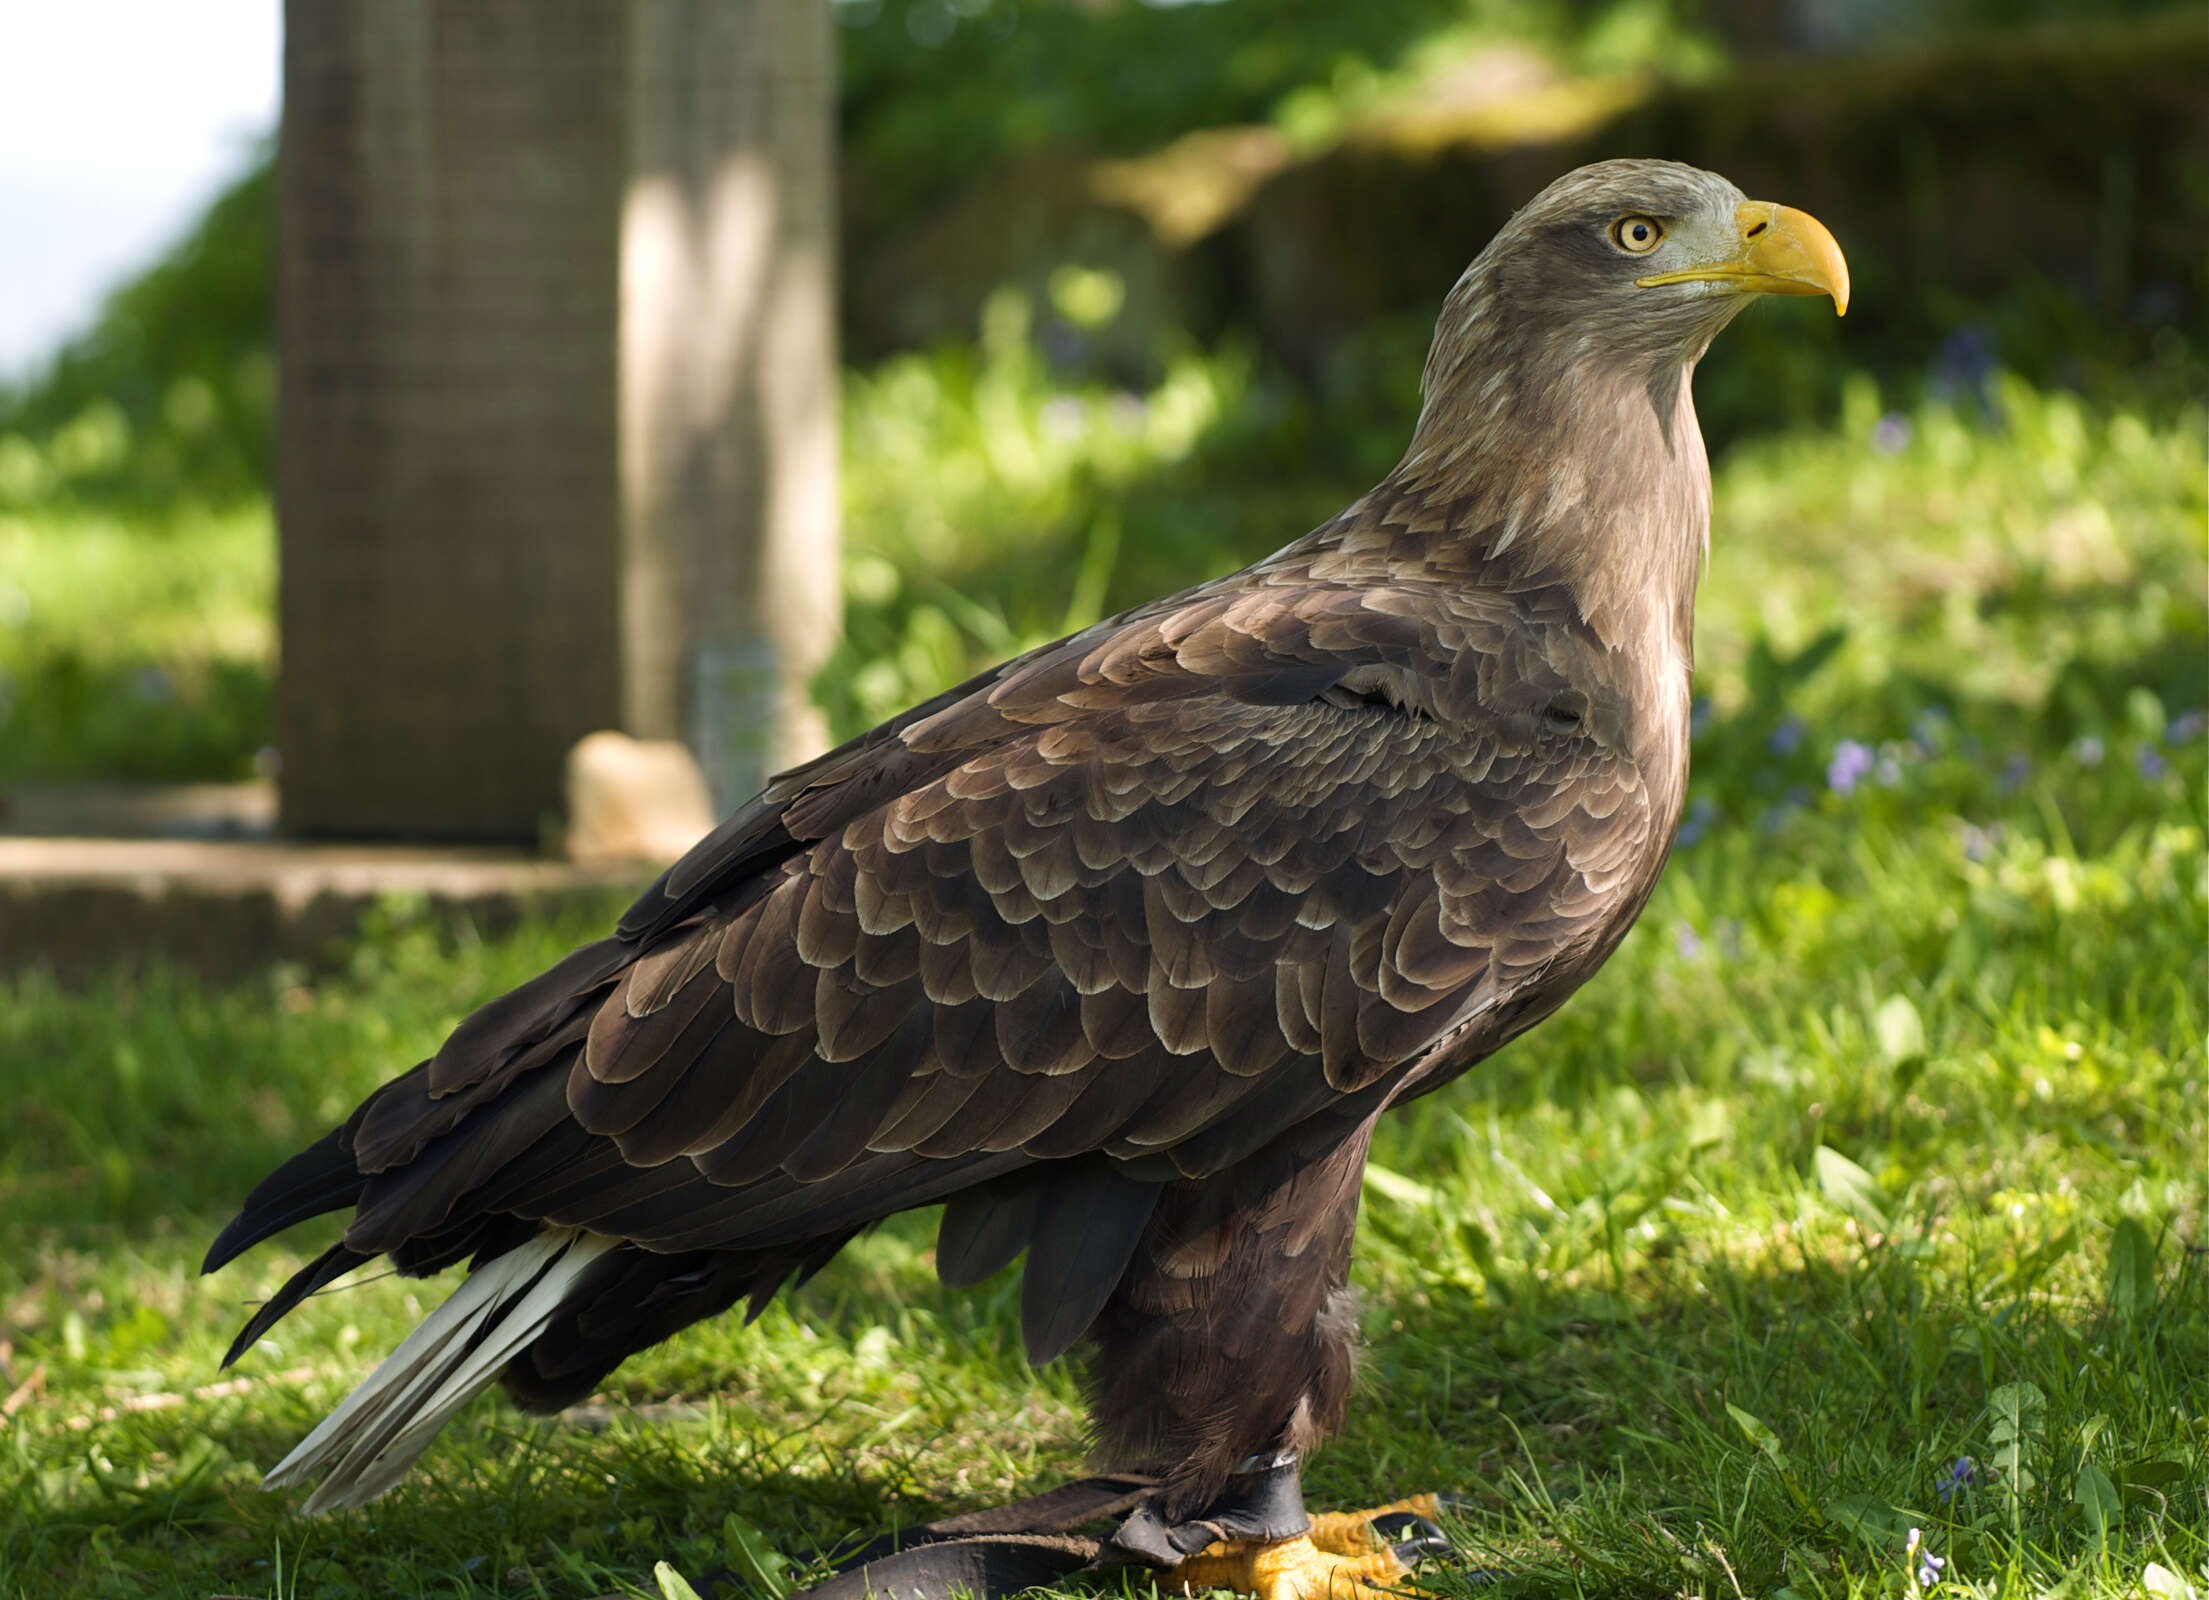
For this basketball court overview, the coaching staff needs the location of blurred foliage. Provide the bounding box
[1691,371,2207,839]
[0,3,2199,517]
[836,0,2196,224]
[0,505,273,781]
[837,0,1723,230]
[1694,279,2206,459]
[1837,0,2184,43]
[0,154,272,512]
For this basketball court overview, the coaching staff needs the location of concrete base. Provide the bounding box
[0,780,279,840]
[0,833,643,984]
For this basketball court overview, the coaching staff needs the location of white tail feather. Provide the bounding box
[263,1228,615,1513]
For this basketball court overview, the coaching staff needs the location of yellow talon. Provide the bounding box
[1306,1494,1446,1556]
[1173,1533,1412,1600]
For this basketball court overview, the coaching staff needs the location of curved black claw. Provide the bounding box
[1370,1512,1454,1565]
[1369,1506,1507,1589]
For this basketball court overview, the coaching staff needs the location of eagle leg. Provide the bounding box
[1090,1138,1463,1597]
[1159,1479,1455,1599]
[1113,1458,1457,1600]
[1106,1454,1454,1597]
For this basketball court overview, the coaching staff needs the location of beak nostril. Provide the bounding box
[1745,221,1768,238]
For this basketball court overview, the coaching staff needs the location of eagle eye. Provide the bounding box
[1610,215,1664,254]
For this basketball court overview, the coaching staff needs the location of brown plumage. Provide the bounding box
[207,159,1846,1526]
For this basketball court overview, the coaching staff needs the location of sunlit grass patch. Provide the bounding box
[1705,375,2206,733]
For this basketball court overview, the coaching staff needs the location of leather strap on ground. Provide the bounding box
[828,1470,1162,1569]
[781,1529,1108,1600]
[629,1466,1321,1600]
[646,1473,1159,1600]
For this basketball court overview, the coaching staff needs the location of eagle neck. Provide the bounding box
[1386,345,1710,669]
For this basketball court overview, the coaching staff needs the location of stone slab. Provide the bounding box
[0,781,278,839]
[0,836,644,984]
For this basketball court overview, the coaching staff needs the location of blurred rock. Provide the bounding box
[563,732,715,866]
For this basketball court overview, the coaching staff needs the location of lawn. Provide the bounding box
[0,360,2202,1599]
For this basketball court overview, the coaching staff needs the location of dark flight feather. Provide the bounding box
[203,1124,367,1275]
[1019,1169,1165,1365]
[220,1242,373,1367]
[935,1172,1047,1288]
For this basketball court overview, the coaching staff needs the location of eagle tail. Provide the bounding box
[265,1227,615,1514]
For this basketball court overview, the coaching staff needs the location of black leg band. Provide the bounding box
[1108,1456,1312,1567]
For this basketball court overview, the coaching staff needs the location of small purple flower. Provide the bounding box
[1039,320,1088,370]
[1769,715,1806,757]
[1930,324,2001,417]
[1676,794,1717,848]
[1690,696,1716,740]
[1999,752,2032,792]
[1906,1527,1946,1590]
[2075,735,2105,767]
[1872,412,1913,455]
[2139,745,2169,780]
[1908,1529,1943,1591]
[2169,709,2206,743]
[1675,921,1705,962]
[1828,739,1875,795]
[1935,1456,1978,1500]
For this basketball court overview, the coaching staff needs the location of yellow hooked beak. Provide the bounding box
[1637,201,1850,316]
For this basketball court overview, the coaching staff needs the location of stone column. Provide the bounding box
[277,0,838,841]
[623,0,840,811]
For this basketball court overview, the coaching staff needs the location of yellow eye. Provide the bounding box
[1611,215,1664,254]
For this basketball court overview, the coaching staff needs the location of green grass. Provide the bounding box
[0,373,2202,1598]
